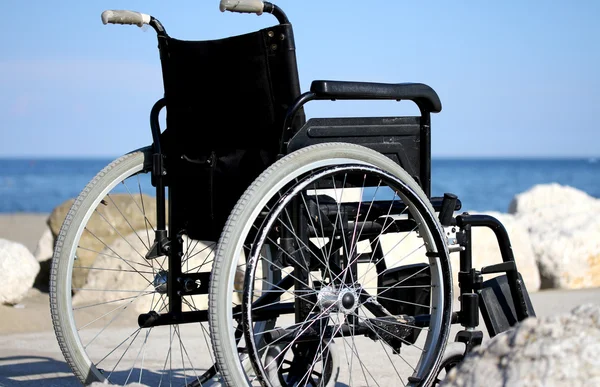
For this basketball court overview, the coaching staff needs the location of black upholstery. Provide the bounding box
[157,24,305,240]
[310,80,442,113]
[160,24,303,155]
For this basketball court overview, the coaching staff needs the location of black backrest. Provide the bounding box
[159,23,303,155]
[157,23,305,241]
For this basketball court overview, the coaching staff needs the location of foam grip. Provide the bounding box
[101,10,151,27]
[219,0,264,14]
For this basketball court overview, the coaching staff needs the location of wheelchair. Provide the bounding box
[49,1,536,386]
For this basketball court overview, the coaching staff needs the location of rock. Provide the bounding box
[508,184,600,289]
[33,226,54,262]
[33,258,53,292]
[0,239,41,305]
[48,193,164,239]
[508,183,597,215]
[48,193,161,290]
[441,303,600,386]
[47,198,75,239]
[72,231,216,314]
[32,226,55,291]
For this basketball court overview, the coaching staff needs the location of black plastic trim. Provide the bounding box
[310,80,442,113]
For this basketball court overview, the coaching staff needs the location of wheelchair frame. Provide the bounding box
[50,2,537,386]
[142,1,534,341]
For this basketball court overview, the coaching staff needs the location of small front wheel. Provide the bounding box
[432,342,466,385]
[265,341,339,387]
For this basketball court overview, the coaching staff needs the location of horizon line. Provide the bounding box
[1,155,599,161]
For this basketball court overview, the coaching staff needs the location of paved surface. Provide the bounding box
[1,287,599,387]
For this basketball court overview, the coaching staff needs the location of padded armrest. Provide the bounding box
[310,80,442,113]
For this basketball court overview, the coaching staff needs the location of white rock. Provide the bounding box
[441,303,600,386]
[0,239,40,305]
[508,184,600,289]
[33,226,54,262]
[508,183,598,214]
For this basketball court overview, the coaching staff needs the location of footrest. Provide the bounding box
[478,273,536,337]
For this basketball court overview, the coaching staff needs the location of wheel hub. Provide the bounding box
[338,288,359,314]
[317,285,359,314]
[153,270,168,294]
[317,285,338,311]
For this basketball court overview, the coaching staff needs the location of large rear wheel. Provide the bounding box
[210,143,453,387]
[50,147,218,386]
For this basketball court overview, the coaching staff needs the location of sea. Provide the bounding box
[1,158,599,214]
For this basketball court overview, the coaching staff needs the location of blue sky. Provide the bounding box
[1,0,598,158]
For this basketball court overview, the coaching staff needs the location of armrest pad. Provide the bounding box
[310,80,442,113]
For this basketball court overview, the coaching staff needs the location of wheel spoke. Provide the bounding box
[93,208,149,261]
[50,150,220,386]
[105,193,151,251]
[83,284,153,349]
[214,147,451,387]
[336,313,380,387]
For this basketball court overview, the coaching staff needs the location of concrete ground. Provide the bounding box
[1,214,599,386]
[1,287,598,387]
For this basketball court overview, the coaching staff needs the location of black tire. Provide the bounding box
[433,342,465,385]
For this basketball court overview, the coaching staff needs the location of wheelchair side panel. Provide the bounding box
[287,116,425,190]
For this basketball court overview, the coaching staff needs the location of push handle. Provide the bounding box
[219,0,265,15]
[101,10,151,27]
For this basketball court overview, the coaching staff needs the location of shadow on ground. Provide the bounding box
[0,355,79,386]
[0,355,351,387]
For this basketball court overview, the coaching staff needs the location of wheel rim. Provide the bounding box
[243,164,451,387]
